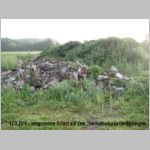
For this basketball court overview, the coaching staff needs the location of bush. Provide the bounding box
[45,37,148,75]
[50,41,81,57]
[88,65,101,79]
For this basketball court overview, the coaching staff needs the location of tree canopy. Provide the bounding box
[1,38,59,51]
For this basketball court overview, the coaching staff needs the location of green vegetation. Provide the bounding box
[1,37,149,130]
[1,38,59,51]
[1,51,41,69]
[46,37,149,75]
[88,65,101,80]
[2,77,148,130]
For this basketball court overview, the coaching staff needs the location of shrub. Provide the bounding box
[88,65,101,79]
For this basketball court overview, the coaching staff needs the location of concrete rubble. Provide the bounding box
[96,65,130,97]
[2,55,66,90]
[1,56,129,97]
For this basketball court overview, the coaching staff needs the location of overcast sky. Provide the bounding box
[1,19,149,44]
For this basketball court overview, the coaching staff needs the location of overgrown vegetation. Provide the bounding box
[46,37,149,75]
[1,37,149,130]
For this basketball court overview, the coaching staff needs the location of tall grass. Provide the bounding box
[1,51,41,69]
[2,74,149,129]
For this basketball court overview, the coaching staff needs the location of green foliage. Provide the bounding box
[111,79,127,88]
[44,37,148,75]
[88,65,101,79]
[125,73,149,100]
[1,38,59,51]
[50,41,81,57]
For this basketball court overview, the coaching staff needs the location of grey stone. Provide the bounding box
[97,75,109,81]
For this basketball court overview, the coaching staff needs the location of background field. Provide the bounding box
[1,51,42,69]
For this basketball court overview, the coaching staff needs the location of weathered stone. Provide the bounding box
[16,80,25,89]
[97,75,109,81]
[109,65,119,76]
[113,87,124,97]
[115,72,123,80]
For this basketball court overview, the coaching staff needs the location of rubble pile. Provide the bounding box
[1,55,130,97]
[1,55,67,90]
[96,65,130,97]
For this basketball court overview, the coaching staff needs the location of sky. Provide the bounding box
[1,19,149,44]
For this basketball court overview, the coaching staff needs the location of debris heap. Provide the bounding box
[1,55,130,97]
[96,65,130,97]
[1,55,66,90]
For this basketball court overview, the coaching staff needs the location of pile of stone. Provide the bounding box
[96,65,130,97]
[1,55,67,90]
[1,54,129,97]
[1,54,91,91]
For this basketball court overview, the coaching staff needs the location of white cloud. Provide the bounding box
[1,19,149,43]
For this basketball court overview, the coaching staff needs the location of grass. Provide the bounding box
[1,77,149,130]
[1,51,149,130]
[1,51,42,69]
